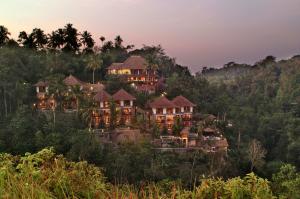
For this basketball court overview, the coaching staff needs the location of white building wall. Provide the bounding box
[163,108,166,114]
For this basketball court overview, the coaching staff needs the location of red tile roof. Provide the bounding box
[136,84,156,92]
[83,83,105,93]
[215,139,229,148]
[123,56,147,69]
[149,96,177,108]
[172,95,196,107]
[93,90,112,102]
[107,63,123,70]
[112,89,136,101]
[63,75,85,86]
[107,56,148,70]
[34,81,49,87]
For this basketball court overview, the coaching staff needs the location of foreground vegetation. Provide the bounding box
[1,148,299,199]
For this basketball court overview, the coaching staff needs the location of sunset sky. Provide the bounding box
[1,0,300,72]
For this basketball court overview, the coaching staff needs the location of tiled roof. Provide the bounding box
[215,139,229,148]
[136,84,156,92]
[149,96,177,108]
[83,83,105,93]
[203,128,216,133]
[112,89,136,101]
[107,56,148,70]
[172,95,196,107]
[107,63,123,70]
[34,81,49,87]
[123,56,147,69]
[63,75,84,86]
[93,90,112,102]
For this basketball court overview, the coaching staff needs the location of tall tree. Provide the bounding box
[18,31,35,49]
[114,35,123,49]
[81,31,95,54]
[0,25,10,46]
[31,28,48,50]
[247,139,267,172]
[99,36,105,46]
[62,23,81,53]
[87,54,103,84]
[101,41,113,53]
[48,28,65,50]
[145,54,159,84]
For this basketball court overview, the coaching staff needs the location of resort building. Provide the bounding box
[148,95,196,130]
[91,89,136,129]
[107,56,158,86]
[34,81,54,110]
[34,75,105,112]
[171,95,196,127]
[112,89,136,125]
[93,90,112,128]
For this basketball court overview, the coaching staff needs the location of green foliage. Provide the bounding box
[0,148,285,199]
[272,164,300,199]
[0,148,106,198]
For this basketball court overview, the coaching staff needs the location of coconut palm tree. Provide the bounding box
[87,54,103,84]
[145,54,159,84]
[101,41,113,53]
[80,100,98,131]
[100,36,105,46]
[31,28,48,50]
[114,35,123,48]
[18,31,35,49]
[48,28,65,50]
[0,25,10,46]
[65,85,83,115]
[62,23,81,53]
[81,31,95,54]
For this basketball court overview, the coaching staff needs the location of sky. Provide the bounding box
[1,0,300,72]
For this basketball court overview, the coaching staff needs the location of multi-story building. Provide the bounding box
[92,89,136,128]
[34,81,54,110]
[34,75,104,111]
[93,90,112,128]
[107,56,158,87]
[171,95,196,127]
[149,96,196,130]
[112,89,136,125]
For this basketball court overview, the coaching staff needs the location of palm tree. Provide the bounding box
[65,85,83,115]
[114,35,123,48]
[18,31,35,49]
[62,23,81,53]
[87,54,103,84]
[31,28,48,50]
[81,31,95,54]
[99,36,105,46]
[145,54,159,84]
[80,100,98,131]
[0,26,10,46]
[48,28,65,50]
[101,41,113,53]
